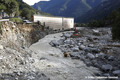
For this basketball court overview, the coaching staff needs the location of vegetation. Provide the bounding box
[0,0,19,17]
[9,18,22,23]
[110,10,120,40]
[76,8,120,40]
[75,19,105,27]
[0,0,51,20]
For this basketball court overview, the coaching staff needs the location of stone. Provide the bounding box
[113,70,120,75]
[103,73,110,76]
[70,52,81,59]
[0,45,3,50]
[50,40,59,47]
[57,39,64,45]
[63,33,71,38]
[93,29,99,33]
[91,48,100,53]
[87,53,95,59]
[108,56,114,61]
[71,46,79,52]
[102,64,113,71]
[64,39,72,44]
[88,44,94,47]
[79,45,86,50]
[96,53,106,59]
[84,47,91,52]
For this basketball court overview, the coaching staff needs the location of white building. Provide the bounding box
[33,15,74,30]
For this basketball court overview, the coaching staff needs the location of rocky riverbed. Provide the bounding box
[30,31,100,80]
[50,27,120,80]
[0,22,120,80]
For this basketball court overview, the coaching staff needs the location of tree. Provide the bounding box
[5,0,19,17]
[0,4,6,11]
[112,10,120,40]
[20,8,31,20]
[20,8,35,20]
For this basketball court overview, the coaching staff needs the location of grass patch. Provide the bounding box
[9,18,22,23]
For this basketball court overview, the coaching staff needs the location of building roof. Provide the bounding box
[34,14,74,19]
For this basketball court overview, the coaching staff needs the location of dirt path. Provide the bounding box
[29,32,99,80]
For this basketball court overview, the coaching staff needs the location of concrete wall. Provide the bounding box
[33,15,74,30]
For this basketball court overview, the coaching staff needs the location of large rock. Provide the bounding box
[64,39,72,44]
[50,40,60,47]
[63,33,72,38]
[0,45,3,50]
[113,70,120,76]
[102,64,113,71]
[57,39,64,45]
[91,48,100,53]
[71,46,79,52]
[79,45,86,50]
[108,56,114,61]
[70,52,81,59]
[96,53,106,59]
[87,53,95,59]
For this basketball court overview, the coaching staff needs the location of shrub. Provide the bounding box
[9,18,22,23]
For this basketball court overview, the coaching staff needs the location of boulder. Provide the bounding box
[79,45,86,50]
[70,52,81,59]
[113,70,120,75]
[102,64,113,71]
[0,45,3,50]
[88,44,94,47]
[64,39,72,44]
[91,48,100,53]
[63,33,71,38]
[103,73,110,76]
[50,40,59,47]
[108,56,114,61]
[87,53,95,59]
[71,46,79,52]
[96,53,106,59]
[57,39,64,45]
[84,47,91,52]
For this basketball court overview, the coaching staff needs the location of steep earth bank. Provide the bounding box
[0,21,52,80]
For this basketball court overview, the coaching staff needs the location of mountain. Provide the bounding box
[16,0,37,12]
[32,0,105,18]
[76,0,120,23]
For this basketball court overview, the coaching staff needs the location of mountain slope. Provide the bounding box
[76,0,120,23]
[32,0,104,18]
[17,0,37,12]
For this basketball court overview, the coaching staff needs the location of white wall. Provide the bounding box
[33,15,74,30]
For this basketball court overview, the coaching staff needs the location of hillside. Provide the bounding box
[32,0,105,18]
[76,0,120,23]
[16,0,37,12]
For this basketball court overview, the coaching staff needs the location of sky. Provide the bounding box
[23,0,50,5]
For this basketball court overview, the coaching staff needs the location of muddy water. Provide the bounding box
[30,32,99,80]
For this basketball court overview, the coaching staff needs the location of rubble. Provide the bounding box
[50,27,120,79]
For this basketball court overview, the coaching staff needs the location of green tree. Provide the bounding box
[20,8,35,20]
[20,8,31,20]
[5,0,19,17]
[112,10,120,40]
[0,4,6,11]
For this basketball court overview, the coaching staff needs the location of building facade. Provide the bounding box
[33,15,74,30]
